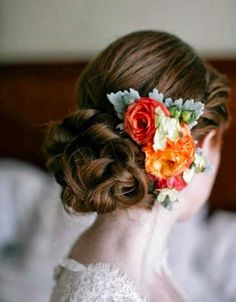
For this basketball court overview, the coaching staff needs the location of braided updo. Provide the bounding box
[43,30,230,214]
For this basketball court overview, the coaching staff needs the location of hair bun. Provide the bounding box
[43,109,149,213]
[44,109,99,156]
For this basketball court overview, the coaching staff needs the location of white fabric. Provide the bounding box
[50,258,148,302]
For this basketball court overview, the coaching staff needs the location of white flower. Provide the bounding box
[183,167,195,184]
[153,107,181,151]
[194,148,207,173]
[156,188,179,203]
[106,88,140,119]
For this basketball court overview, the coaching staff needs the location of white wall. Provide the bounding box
[0,0,236,63]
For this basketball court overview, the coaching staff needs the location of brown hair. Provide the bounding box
[43,30,230,214]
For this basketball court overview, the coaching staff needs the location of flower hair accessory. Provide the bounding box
[107,88,213,210]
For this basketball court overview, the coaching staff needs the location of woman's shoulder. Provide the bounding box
[49,258,147,302]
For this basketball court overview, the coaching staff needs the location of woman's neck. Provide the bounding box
[70,203,179,293]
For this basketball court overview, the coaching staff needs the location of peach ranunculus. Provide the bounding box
[143,127,195,179]
[124,97,170,145]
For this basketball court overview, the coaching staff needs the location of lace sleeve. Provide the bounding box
[49,259,147,302]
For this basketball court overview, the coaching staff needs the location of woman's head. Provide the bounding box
[43,30,230,215]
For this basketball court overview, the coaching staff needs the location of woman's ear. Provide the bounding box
[199,129,221,170]
[177,130,222,220]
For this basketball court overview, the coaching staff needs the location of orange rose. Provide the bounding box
[124,97,170,145]
[143,125,195,179]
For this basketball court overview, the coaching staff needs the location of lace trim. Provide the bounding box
[54,257,148,301]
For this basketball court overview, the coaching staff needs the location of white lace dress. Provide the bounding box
[49,258,148,302]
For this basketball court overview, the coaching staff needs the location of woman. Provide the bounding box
[44,31,230,301]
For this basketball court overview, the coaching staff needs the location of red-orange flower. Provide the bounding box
[166,176,187,191]
[155,176,187,191]
[124,97,170,145]
[143,125,195,179]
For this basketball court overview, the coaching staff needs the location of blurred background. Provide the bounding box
[0,1,236,302]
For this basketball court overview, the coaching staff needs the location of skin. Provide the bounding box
[70,129,221,301]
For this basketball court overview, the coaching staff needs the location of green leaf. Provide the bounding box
[107,88,140,119]
[148,88,164,102]
[169,105,182,118]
